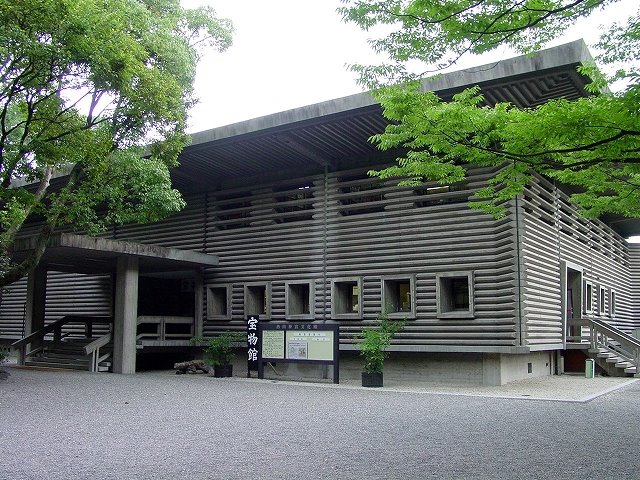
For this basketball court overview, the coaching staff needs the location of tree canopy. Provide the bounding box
[339,0,640,219]
[0,0,232,287]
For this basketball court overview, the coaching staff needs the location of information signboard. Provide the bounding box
[257,322,340,384]
[261,330,284,359]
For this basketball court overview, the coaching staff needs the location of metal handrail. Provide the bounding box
[11,315,113,366]
[11,317,67,348]
[11,317,69,364]
[589,318,640,348]
[84,332,113,373]
[586,317,640,375]
[83,332,113,355]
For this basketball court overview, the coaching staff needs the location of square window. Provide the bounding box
[599,286,606,316]
[584,282,593,313]
[611,290,617,316]
[207,285,232,320]
[332,278,363,319]
[382,276,415,318]
[437,272,474,319]
[244,283,271,320]
[285,281,314,320]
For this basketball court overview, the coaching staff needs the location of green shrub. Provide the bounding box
[202,331,244,367]
[358,311,404,374]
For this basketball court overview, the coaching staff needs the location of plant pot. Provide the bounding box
[213,364,233,378]
[362,371,383,388]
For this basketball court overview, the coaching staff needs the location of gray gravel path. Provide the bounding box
[1,367,639,480]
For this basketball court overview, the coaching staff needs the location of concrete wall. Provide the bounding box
[238,350,554,387]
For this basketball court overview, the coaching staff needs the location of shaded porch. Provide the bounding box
[10,233,218,373]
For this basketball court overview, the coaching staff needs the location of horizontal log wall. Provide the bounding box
[629,244,640,326]
[0,220,114,338]
[2,167,638,353]
[194,164,519,349]
[0,272,112,338]
[113,193,207,250]
[0,195,206,339]
[519,175,636,347]
[0,280,27,338]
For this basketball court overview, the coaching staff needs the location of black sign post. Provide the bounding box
[247,315,260,377]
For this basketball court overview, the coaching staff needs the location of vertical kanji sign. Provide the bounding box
[247,315,260,377]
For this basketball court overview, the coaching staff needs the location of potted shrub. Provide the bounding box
[203,331,244,378]
[358,312,404,388]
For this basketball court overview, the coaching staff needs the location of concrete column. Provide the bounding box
[112,256,139,374]
[23,266,47,360]
[194,270,204,338]
[482,353,502,386]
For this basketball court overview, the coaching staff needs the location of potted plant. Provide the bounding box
[203,331,244,378]
[358,311,404,388]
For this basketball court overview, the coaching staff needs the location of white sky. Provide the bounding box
[183,0,638,133]
[183,0,380,131]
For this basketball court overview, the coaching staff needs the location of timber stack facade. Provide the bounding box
[2,40,639,385]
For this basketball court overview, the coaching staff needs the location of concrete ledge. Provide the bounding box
[11,233,218,274]
[189,39,591,147]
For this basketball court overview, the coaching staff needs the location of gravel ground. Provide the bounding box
[1,367,639,480]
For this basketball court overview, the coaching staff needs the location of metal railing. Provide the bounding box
[136,316,194,342]
[11,316,112,367]
[83,332,113,373]
[570,317,640,375]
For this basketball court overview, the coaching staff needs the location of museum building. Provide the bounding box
[2,40,640,385]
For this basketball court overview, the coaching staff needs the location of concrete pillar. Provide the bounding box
[194,270,204,338]
[23,266,47,361]
[112,256,139,374]
[482,353,502,386]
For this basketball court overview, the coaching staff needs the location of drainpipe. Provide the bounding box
[515,195,524,347]
[322,165,328,322]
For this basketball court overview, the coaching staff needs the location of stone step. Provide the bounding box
[34,355,90,365]
[597,352,614,359]
[27,356,110,370]
[615,361,633,369]
[605,356,625,364]
[624,366,637,374]
[25,359,90,370]
[45,347,87,354]
[39,355,87,364]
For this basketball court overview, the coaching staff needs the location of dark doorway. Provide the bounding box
[138,276,195,317]
[565,267,582,340]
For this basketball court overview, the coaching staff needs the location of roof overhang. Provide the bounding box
[174,40,640,237]
[11,233,218,275]
[26,41,636,236]
[175,40,593,191]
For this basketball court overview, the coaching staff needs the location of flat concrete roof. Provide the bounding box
[176,40,593,192]
[12,233,218,274]
[189,39,592,147]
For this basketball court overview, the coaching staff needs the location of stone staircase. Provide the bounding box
[574,317,640,378]
[12,316,114,373]
[590,345,637,377]
[25,338,112,372]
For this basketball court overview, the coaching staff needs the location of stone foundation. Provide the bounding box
[235,350,555,386]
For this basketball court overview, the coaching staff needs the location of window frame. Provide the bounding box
[331,277,363,320]
[206,284,232,321]
[381,275,416,319]
[244,282,272,320]
[436,271,475,319]
[584,281,594,314]
[285,280,315,320]
[599,285,606,316]
[610,289,617,317]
